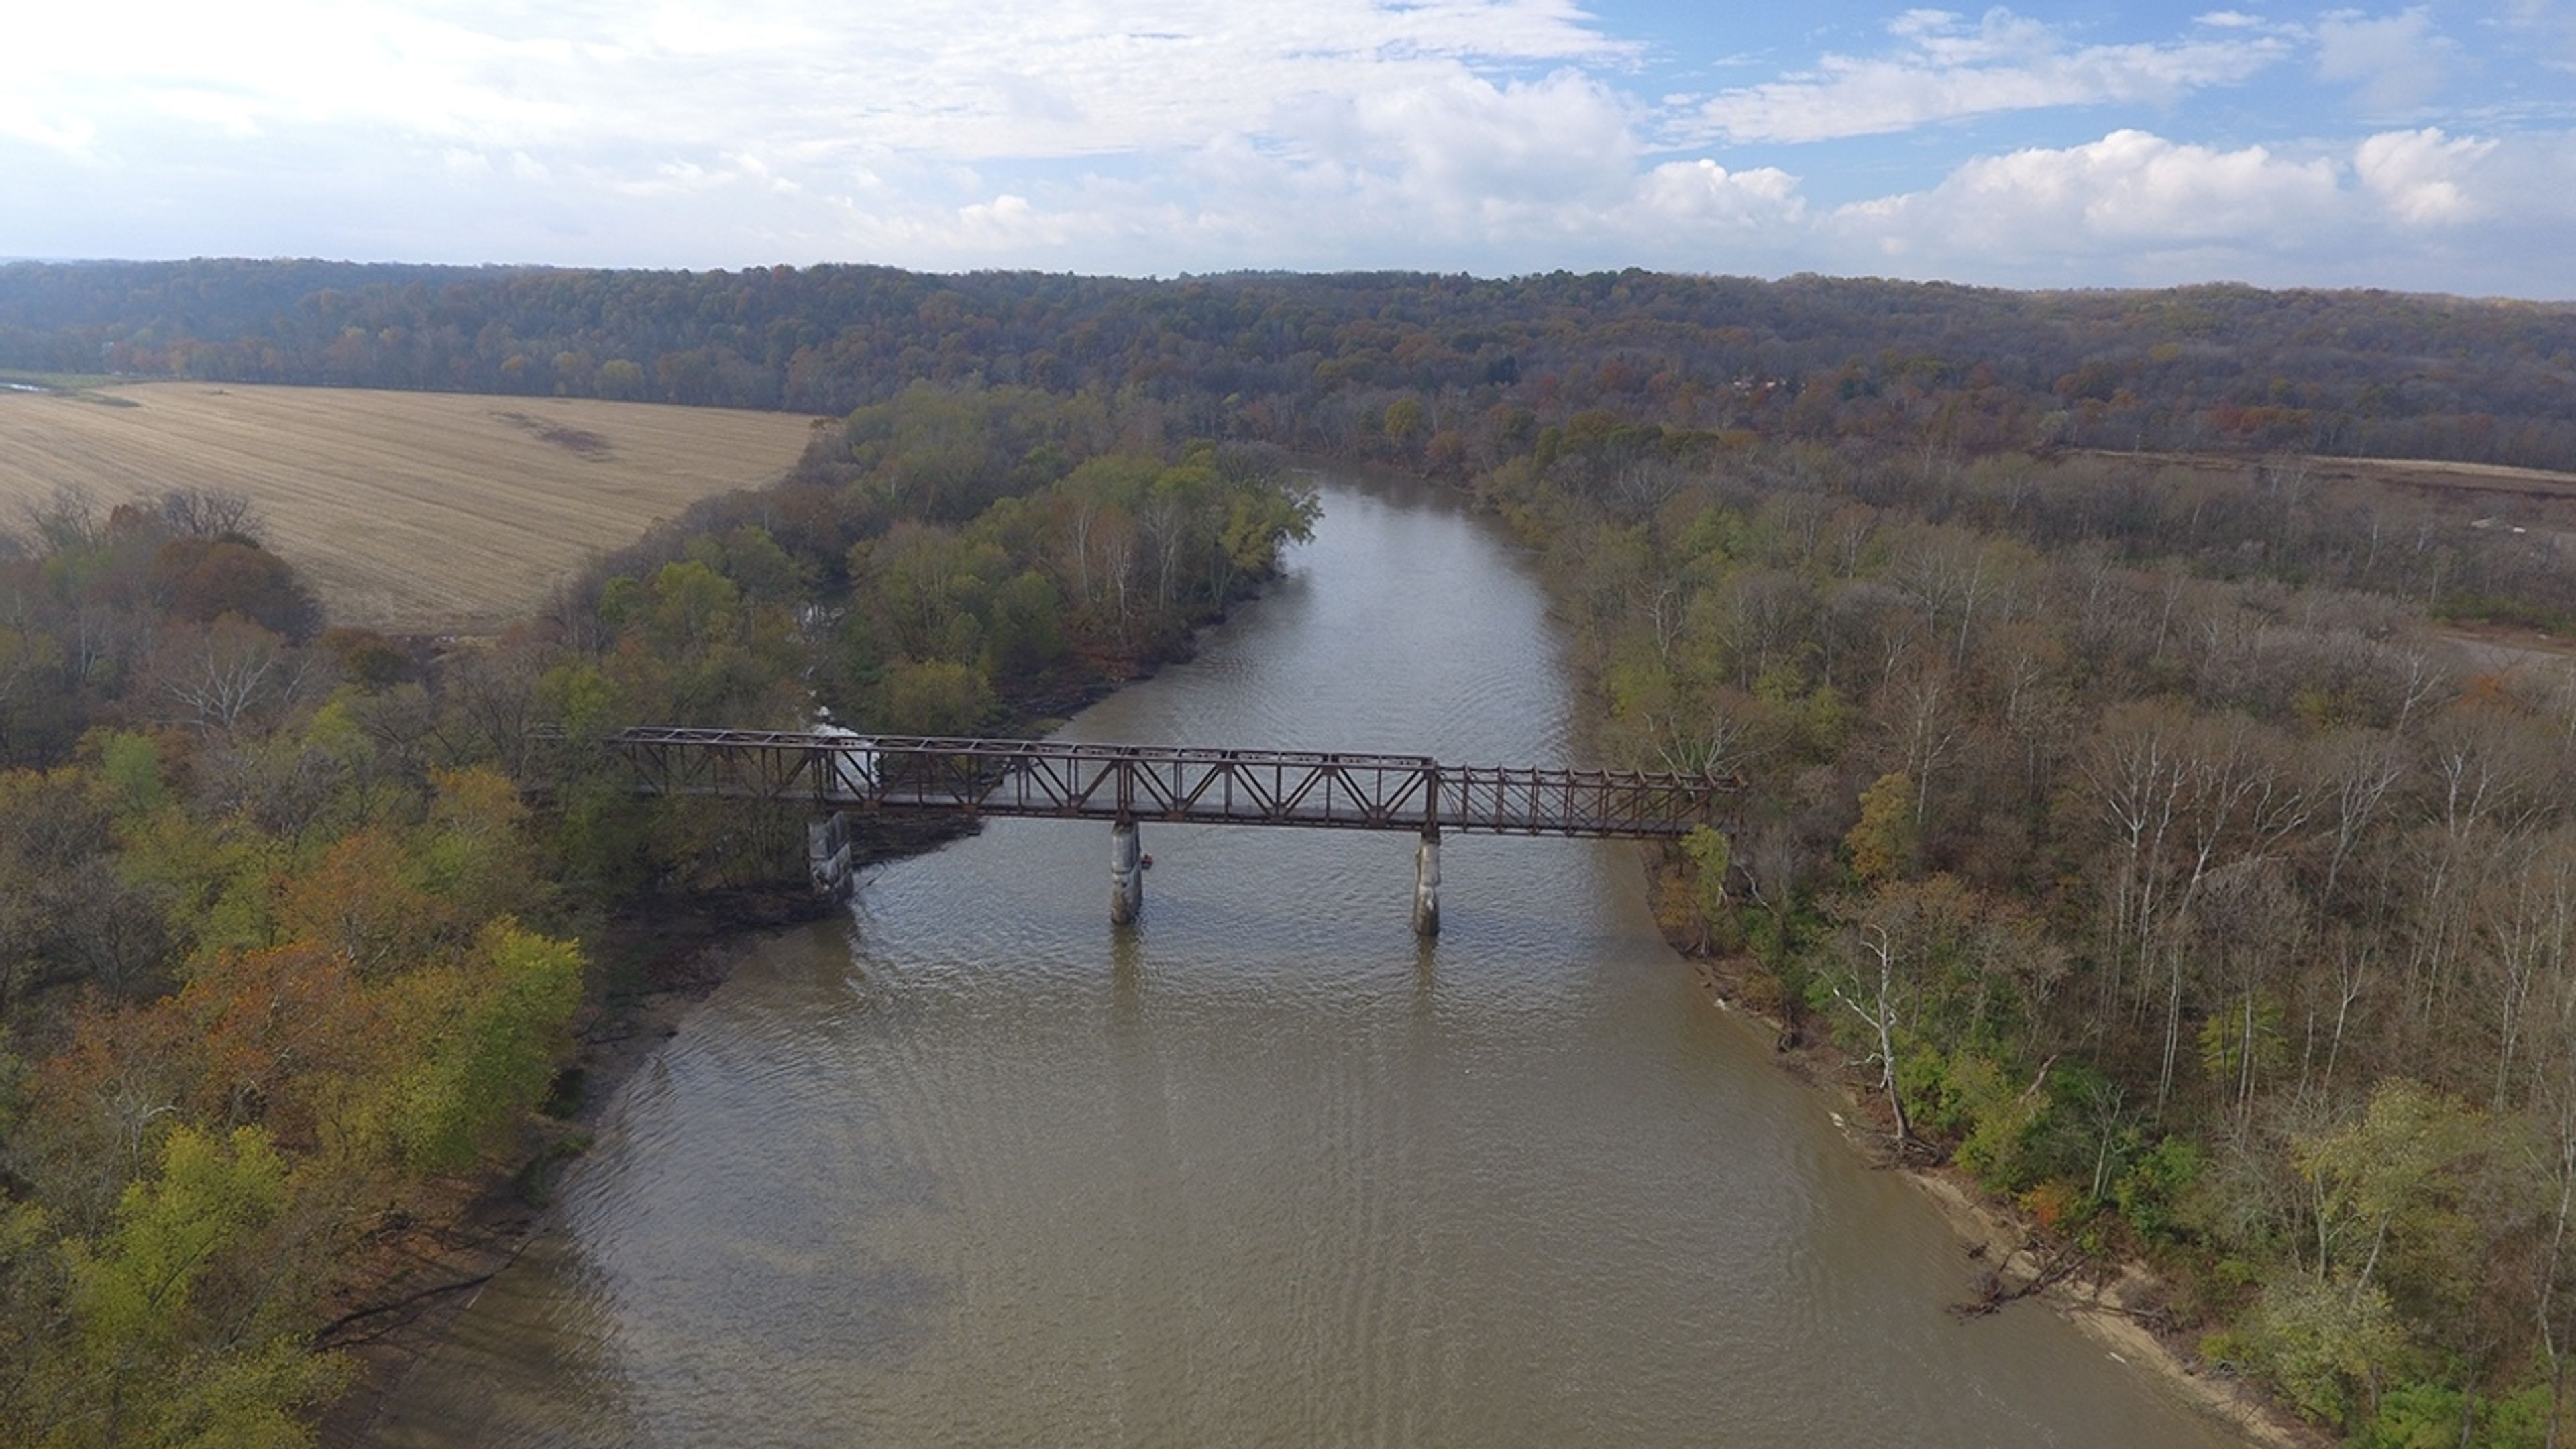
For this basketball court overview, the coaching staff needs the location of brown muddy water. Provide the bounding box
[369,477,2245,1447]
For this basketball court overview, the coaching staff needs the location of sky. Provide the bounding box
[5,1,2574,295]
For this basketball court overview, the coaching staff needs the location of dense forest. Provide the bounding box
[0,388,1315,1446]
[4,254,2576,1445]
[5,258,2576,472]
[1493,428,2576,1444]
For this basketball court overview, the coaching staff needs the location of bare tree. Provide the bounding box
[157,486,262,541]
[2407,703,2563,1030]
[2194,858,2300,1130]
[1835,919,1920,1153]
[2080,702,2311,1108]
[15,481,104,554]
[2312,727,2406,910]
[438,639,548,776]
[2483,833,2576,1107]
[152,617,308,736]
[1715,569,1819,690]
[1888,663,1964,827]
[1894,523,1997,672]
[0,624,65,763]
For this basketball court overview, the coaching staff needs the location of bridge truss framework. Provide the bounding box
[575,726,1736,934]
[596,726,1734,840]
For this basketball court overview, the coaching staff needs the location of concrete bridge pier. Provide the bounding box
[1110,820,1144,926]
[808,811,853,899]
[1411,830,1441,937]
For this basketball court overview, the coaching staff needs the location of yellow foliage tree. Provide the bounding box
[1846,770,1916,884]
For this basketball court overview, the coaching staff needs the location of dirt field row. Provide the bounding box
[2298,453,2576,500]
[2068,447,2576,501]
[0,384,826,633]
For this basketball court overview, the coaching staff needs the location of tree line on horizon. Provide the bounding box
[4,257,2575,473]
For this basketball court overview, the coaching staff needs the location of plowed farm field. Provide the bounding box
[0,383,824,633]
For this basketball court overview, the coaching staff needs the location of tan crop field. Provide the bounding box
[2069,447,2576,502]
[0,383,825,633]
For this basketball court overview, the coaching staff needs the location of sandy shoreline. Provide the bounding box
[1688,951,2326,1449]
[1903,1171,2319,1448]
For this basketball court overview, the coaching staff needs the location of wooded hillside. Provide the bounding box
[5,260,2573,472]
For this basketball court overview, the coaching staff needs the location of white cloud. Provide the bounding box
[0,0,1663,268]
[0,1,2567,297]
[2317,8,2456,114]
[954,193,1055,246]
[863,70,1779,272]
[150,90,266,140]
[582,117,2565,287]
[2498,0,2576,70]
[1301,69,1642,216]
[1627,160,1807,229]
[1829,129,2345,262]
[0,0,1631,167]
[0,103,98,159]
[610,160,735,199]
[698,67,1808,277]
[1807,126,2576,294]
[2353,127,2496,224]
[1686,9,2286,144]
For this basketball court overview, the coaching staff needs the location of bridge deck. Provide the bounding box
[599,727,1732,839]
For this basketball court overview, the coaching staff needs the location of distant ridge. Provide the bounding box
[4,259,2571,471]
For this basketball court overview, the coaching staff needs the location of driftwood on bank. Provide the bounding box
[311,1272,496,1352]
[1947,1245,2085,1320]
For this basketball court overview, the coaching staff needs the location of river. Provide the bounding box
[370,475,2245,1447]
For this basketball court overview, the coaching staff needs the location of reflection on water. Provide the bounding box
[371,478,2241,1447]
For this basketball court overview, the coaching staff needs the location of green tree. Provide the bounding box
[1381,398,1426,461]
[2226,1274,2406,1426]
[879,658,994,736]
[382,922,582,1174]
[594,358,646,398]
[984,570,1067,679]
[1678,825,1734,952]
[47,1124,346,1449]
[2294,1081,2483,1295]
[1846,771,1915,884]
[641,560,741,655]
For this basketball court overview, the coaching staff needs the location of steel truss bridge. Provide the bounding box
[575,725,1735,933]
[595,725,1734,840]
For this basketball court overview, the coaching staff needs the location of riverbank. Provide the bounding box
[1680,939,2323,1449]
[337,474,2253,1446]
[312,888,839,1447]
[1449,433,2329,1447]
[313,631,1222,1444]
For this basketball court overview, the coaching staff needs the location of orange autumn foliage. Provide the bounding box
[176,943,386,1154]
[277,828,439,974]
